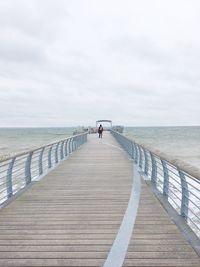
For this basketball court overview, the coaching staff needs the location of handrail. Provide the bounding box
[111,130,200,237]
[125,138,200,181]
[0,132,88,206]
[0,133,86,163]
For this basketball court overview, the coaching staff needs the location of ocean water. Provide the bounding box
[0,126,200,170]
[0,126,199,235]
[0,127,75,158]
[124,126,200,170]
[124,126,200,236]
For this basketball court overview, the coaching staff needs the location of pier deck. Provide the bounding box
[0,132,199,266]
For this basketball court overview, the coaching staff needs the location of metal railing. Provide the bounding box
[0,132,87,206]
[111,130,200,237]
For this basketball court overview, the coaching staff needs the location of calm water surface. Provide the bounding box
[0,127,75,158]
[0,126,200,169]
[124,126,200,169]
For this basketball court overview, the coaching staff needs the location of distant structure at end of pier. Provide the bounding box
[95,120,124,133]
[73,120,124,135]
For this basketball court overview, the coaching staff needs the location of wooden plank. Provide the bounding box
[123,179,200,266]
[0,132,132,266]
[0,132,199,267]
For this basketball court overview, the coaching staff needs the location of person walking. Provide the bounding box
[98,124,103,138]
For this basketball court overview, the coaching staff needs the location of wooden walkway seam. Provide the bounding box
[0,132,199,267]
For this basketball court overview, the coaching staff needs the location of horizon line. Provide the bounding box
[0,125,200,128]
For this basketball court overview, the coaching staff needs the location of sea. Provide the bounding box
[124,126,200,170]
[0,126,199,169]
[0,127,75,159]
[0,126,199,235]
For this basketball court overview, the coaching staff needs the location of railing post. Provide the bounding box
[126,140,129,152]
[132,143,136,161]
[138,146,143,169]
[48,145,53,169]
[121,138,124,149]
[55,142,59,164]
[123,138,126,151]
[150,152,157,187]
[135,144,139,164]
[72,138,75,152]
[179,170,189,221]
[64,139,69,157]
[128,141,132,156]
[78,136,80,148]
[110,130,200,236]
[71,138,74,152]
[25,152,33,185]
[6,157,15,198]
[161,159,169,198]
[75,138,77,150]
[0,133,89,207]
[60,141,64,160]
[39,148,45,175]
[74,137,77,150]
[143,148,149,176]
[69,138,73,154]
[131,142,135,159]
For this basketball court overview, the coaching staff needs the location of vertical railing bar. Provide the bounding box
[132,143,136,161]
[143,148,149,176]
[150,152,157,188]
[130,142,133,159]
[135,144,139,164]
[39,147,45,176]
[69,138,73,154]
[48,145,53,169]
[72,138,74,152]
[55,142,59,164]
[110,129,200,238]
[179,169,189,221]
[25,152,33,185]
[64,139,69,157]
[130,141,133,156]
[128,141,131,155]
[60,141,64,160]
[162,159,169,199]
[74,137,77,150]
[6,157,15,198]
[138,146,143,169]
[0,133,88,207]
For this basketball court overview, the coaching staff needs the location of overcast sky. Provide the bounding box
[0,0,200,127]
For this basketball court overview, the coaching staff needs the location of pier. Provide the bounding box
[0,131,200,266]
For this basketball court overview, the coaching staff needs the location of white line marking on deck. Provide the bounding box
[103,163,141,267]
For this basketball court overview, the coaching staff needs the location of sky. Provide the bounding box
[0,0,200,127]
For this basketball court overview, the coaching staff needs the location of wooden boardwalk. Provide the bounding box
[0,132,199,266]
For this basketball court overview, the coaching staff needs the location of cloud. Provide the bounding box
[0,30,45,63]
[0,0,200,127]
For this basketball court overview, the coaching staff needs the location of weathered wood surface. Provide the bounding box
[0,132,199,267]
[123,178,200,266]
[0,132,132,266]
